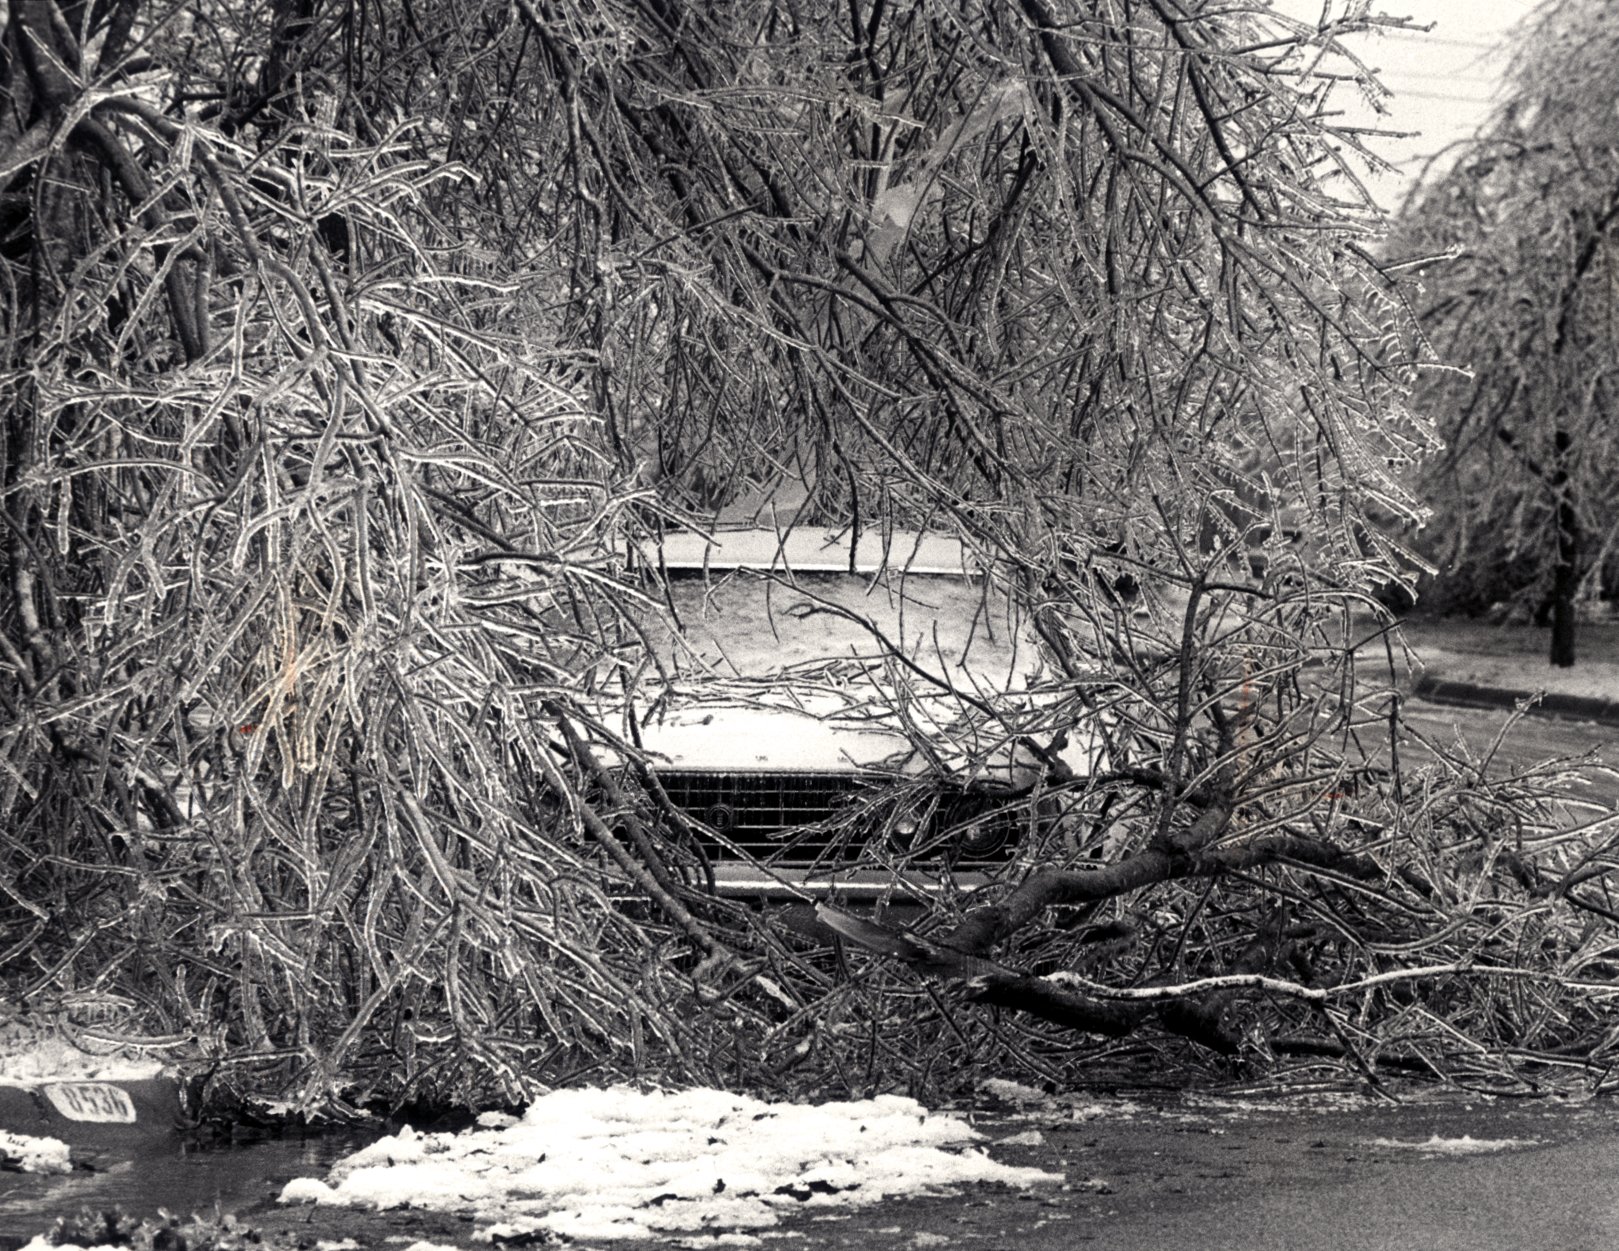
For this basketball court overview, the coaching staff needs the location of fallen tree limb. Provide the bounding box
[815,904,1223,1049]
[817,904,1601,1058]
[944,829,1429,954]
[1043,961,1576,1004]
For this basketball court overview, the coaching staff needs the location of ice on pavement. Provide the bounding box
[280,1085,1059,1242]
[1367,1134,1538,1155]
[977,1077,1049,1106]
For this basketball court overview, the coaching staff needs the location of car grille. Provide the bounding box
[653,769,1021,867]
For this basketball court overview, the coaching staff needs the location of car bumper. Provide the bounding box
[703,861,998,903]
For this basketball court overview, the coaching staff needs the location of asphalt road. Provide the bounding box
[207,1092,1619,1251]
[12,1089,1615,1251]
[969,1091,1619,1251]
[1398,698,1616,780]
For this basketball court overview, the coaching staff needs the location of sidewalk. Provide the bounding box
[1393,616,1619,726]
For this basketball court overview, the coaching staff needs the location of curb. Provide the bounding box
[1413,676,1619,727]
[0,1077,182,1149]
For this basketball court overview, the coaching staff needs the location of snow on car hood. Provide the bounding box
[634,692,1102,784]
[625,529,1103,781]
[633,698,913,773]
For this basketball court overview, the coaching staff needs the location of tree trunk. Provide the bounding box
[1550,429,1578,668]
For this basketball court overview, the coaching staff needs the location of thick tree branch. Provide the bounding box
[945,825,1419,955]
[71,116,207,360]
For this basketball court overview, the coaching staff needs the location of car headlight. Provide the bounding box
[954,819,1009,859]
[889,815,920,851]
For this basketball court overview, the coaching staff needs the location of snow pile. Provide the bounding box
[976,1077,1141,1122]
[280,1085,1059,1243]
[0,1129,71,1174]
[977,1077,1049,1107]
[0,1033,165,1085]
[1368,1134,1538,1155]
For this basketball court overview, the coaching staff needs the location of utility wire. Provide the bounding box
[1391,71,1500,84]
[1380,33,1507,52]
[1393,90,1497,103]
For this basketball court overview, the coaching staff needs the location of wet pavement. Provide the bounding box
[962,1088,1619,1251]
[1399,698,1618,777]
[701,1087,1619,1251]
[5,1085,1618,1250]
[0,1131,372,1248]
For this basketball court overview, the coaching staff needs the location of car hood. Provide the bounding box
[631,686,1103,787]
[613,526,1107,786]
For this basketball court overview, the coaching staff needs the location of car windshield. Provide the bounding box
[626,525,1045,686]
[648,569,1039,693]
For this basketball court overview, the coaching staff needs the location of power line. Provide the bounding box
[1379,32,1508,52]
[1387,71,1500,85]
[1388,90,1496,104]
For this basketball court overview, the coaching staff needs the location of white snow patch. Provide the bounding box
[399,1243,463,1251]
[1063,1098,1142,1120]
[0,1033,165,1085]
[0,1130,72,1174]
[1182,1090,1375,1116]
[975,1080,1141,1122]
[977,1078,1049,1106]
[998,1129,1045,1147]
[17,1240,123,1251]
[280,1086,1058,1241]
[1368,1134,1538,1155]
[17,1239,93,1251]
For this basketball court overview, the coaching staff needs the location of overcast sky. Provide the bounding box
[1278,0,1543,211]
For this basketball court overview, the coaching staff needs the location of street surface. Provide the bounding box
[9,1089,1618,1251]
[1400,699,1617,777]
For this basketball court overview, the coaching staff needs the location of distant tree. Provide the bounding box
[1395,0,1619,665]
